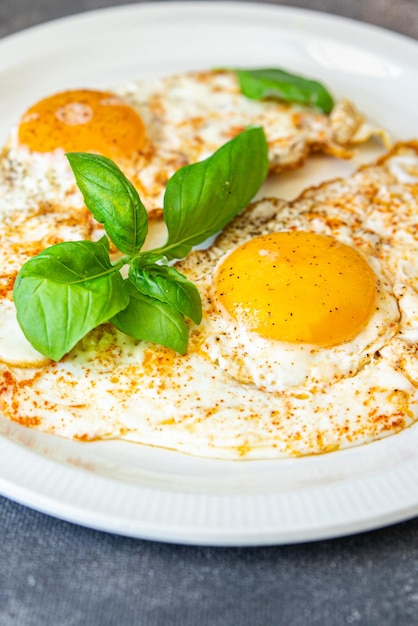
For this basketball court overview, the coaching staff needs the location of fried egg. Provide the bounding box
[202,231,398,392]
[0,69,386,222]
[1,142,418,459]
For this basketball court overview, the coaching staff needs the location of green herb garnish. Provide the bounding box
[13,127,269,360]
[235,68,334,114]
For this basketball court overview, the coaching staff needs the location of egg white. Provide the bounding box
[0,129,83,215]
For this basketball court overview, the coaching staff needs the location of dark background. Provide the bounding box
[0,0,417,40]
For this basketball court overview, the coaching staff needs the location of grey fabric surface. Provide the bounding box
[2,492,418,626]
[1,1,418,625]
[0,0,417,39]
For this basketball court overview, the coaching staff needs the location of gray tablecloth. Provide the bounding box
[1,1,418,624]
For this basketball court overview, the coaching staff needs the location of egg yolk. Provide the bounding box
[17,89,146,162]
[213,231,377,346]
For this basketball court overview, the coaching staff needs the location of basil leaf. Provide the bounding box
[13,238,129,361]
[236,68,334,114]
[161,127,268,259]
[67,152,149,256]
[112,281,189,354]
[16,236,113,282]
[129,264,202,324]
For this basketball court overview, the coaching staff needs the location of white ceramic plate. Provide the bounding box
[1,2,418,546]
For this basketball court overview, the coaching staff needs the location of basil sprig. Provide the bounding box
[13,127,269,360]
[235,68,334,114]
